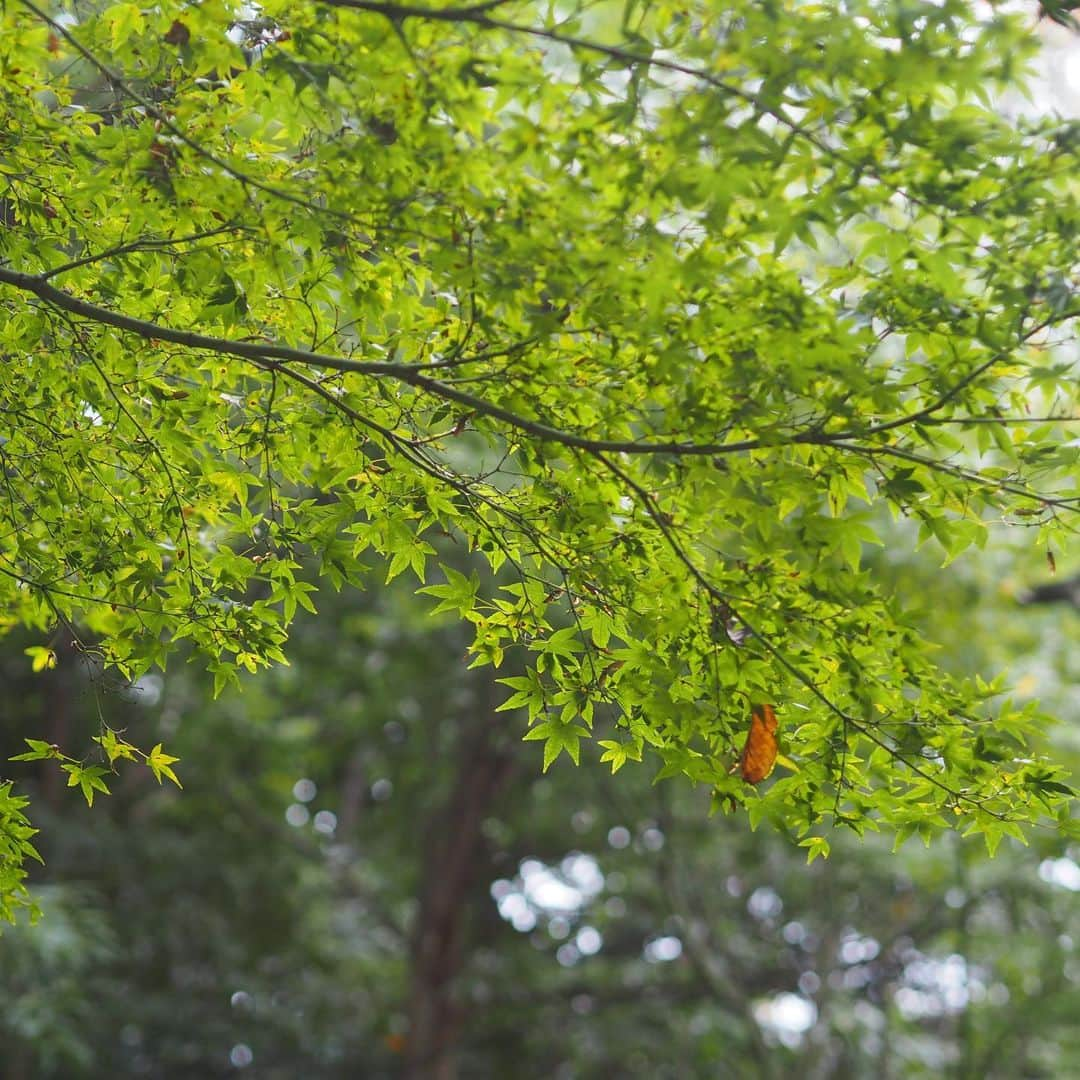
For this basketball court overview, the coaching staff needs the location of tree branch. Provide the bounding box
[0,266,956,460]
[4,267,1077,528]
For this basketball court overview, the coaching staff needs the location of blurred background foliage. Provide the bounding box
[2,518,1078,1079]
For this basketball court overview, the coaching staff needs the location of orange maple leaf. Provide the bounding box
[740,703,779,784]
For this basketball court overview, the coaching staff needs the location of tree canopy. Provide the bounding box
[2,0,1080,919]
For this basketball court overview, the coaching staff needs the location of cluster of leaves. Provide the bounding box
[2,0,1080,915]
[12,731,180,806]
[0,781,39,925]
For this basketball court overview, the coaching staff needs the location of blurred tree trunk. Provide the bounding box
[403,684,514,1080]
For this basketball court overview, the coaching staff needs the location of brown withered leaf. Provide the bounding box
[740,703,779,784]
[164,20,190,47]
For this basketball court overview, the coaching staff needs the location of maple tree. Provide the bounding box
[2,0,1080,920]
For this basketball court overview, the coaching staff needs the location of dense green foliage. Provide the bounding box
[2,0,1080,920]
